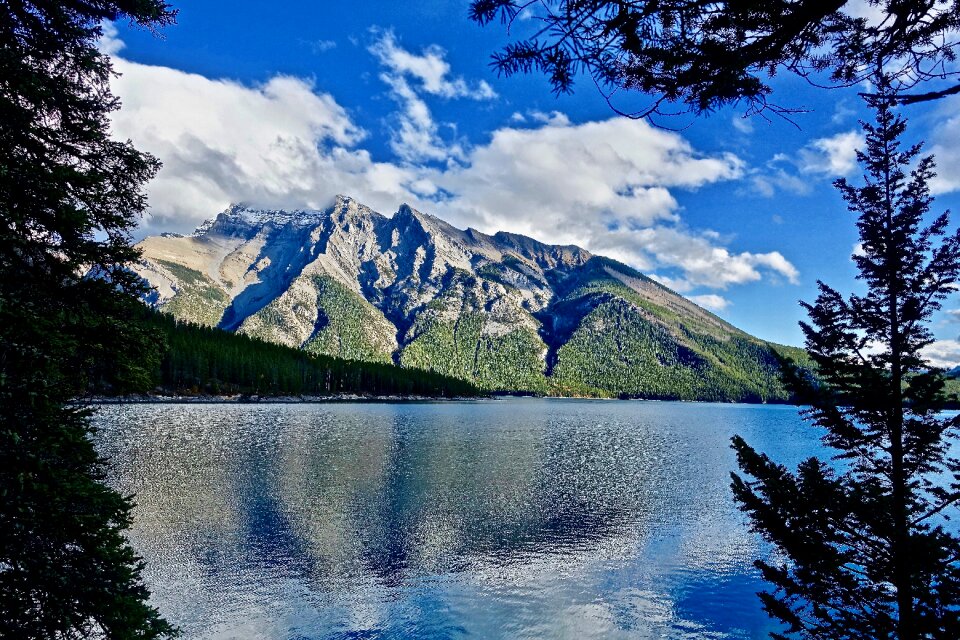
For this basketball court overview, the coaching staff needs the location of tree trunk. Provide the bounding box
[883,116,914,640]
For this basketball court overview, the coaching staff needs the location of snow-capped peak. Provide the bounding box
[192,203,331,237]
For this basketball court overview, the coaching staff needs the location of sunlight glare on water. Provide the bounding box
[93,399,822,640]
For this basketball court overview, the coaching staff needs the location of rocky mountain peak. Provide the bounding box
[491,230,592,270]
[391,203,437,232]
[193,203,334,238]
[328,195,384,227]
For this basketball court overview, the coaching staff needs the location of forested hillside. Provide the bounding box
[101,312,481,398]
[543,258,809,401]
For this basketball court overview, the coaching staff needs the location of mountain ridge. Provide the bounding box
[133,196,802,401]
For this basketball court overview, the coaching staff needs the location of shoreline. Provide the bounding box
[82,393,490,404]
[80,393,801,406]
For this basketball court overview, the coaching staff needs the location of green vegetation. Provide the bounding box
[147,250,810,401]
[141,229,813,402]
[537,257,808,401]
[941,373,960,407]
[399,269,550,392]
[392,256,804,401]
[300,275,396,363]
[402,312,549,392]
[550,297,798,402]
[149,311,479,398]
[156,259,230,327]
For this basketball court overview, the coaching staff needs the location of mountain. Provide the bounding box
[140,310,481,399]
[133,196,803,401]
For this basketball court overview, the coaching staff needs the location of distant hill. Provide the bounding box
[133,196,806,401]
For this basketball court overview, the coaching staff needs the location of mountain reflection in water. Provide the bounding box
[93,399,821,639]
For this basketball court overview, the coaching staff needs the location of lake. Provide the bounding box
[92,399,825,639]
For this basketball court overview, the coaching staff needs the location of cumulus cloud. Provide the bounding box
[431,118,741,229]
[688,294,731,312]
[109,59,416,232]
[106,31,797,292]
[97,20,125,55]
[920,339,960,369]
[617,226,798,289]
[368,30,493,164]
[750,130,862,197]
[799,130,863,175]
[369,30,496,100]
[417,119,800,289]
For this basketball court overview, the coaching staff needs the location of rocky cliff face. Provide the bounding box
[134,196,799,400]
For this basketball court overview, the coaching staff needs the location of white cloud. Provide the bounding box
[749,168,812,197]
[419,119,799,289]
[831,100,858,125]
[109,59,415,232]
[930,96,960,194]
[308,39,337,53]
[844,0,889,27]
[108,51,797,292]
[369,30,496,100]
[528,111,571,127]
[377,71,464,163]
[617,226,799,289]
[731,115,754,134]
[799,130,862,175]
[425,120,711,229]
[920,339,960,369]
[98,20,125,55]
[368,30,493,164]
[749,130,862,197]
[688,294,731,312]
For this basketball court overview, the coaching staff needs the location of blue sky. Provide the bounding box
[105,1,960,359]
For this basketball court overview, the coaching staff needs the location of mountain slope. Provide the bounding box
[133,196,803,400]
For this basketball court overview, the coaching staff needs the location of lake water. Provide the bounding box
[92,399,825,639]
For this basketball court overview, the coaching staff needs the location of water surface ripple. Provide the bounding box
[93,399,821,639]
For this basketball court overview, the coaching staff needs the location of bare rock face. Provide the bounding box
[134,196,797,400]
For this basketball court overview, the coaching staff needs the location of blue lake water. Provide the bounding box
[92,399,826,639]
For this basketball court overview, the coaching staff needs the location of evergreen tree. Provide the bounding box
[141,311,482,399]
[731,87,960,639]
[470,1,960,119]
[0,2,177,637]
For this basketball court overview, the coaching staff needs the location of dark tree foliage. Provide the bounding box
[142,311,482,398]
[469,0,960,119]
[731,88,960,639]
[0,1,178,638]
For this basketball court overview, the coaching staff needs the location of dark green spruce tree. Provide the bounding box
[0,2,177,638]
[731,90,960,638]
